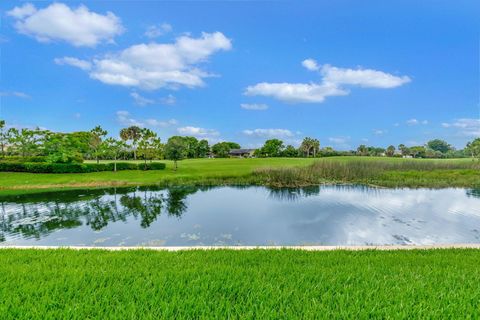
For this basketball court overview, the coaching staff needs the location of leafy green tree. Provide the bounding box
[196,139,210,158]
[466,138,480,160]
[386,145,396,157]
[258,139,284,157]
[184,136,199,158]
[300,137,320,157]
[137,129,162,168]
[211,141,240,158]
[103,138,126,171]
[281,145,298,157]
[398,144,410,157]
[427,139,452,154]
[43,132,87,163]
[356,144,368,156]
[410,146,426,158]
[164,136,188,170]
[89,126,107,164]
[0,120,6,157]
[120,126,142,160]
[7,127,45,157]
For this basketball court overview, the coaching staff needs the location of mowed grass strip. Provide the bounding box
[0,249,479,319]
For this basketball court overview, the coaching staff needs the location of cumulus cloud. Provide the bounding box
[130,92,155,106]
[442,118,480,137]
[240,103,269,110]
[246,58,410,103]
[145,23,172,38]
[242,128,294,138]
[116,110,177,128]
[301,58,320,71]
[177,126,219,138]
[321,64,411,88]
[406,118,428,126]
[54,57,91,70]
[0,91,30,98]
[245,82,348,103]
[58,31,231,90]
[7,2,124,47]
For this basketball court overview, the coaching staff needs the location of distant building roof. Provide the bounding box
[229,149,256,155]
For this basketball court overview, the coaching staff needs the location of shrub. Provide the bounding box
[0,156,47,163]
[0,161,166,173]
[142,162,167,170]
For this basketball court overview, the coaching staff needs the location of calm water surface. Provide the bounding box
[1,185,480,246]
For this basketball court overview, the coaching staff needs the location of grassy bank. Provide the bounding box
[0,157,478,195]
[256,158,480,188]
[0,249,479,319]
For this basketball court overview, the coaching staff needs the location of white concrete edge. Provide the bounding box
[1,244,480,251]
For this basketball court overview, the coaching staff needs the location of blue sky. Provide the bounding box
[1,0,479,149]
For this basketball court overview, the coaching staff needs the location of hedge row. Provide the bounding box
[0,162,166,173]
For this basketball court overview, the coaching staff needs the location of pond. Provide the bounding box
[1,185,480,246]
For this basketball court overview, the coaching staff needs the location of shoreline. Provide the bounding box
[2,244,480,251]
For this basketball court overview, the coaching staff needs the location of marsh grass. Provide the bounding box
[255,159,480,187]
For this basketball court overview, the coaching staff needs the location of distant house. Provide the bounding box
[229,149,256,158]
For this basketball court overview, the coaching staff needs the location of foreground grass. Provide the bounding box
[0,157,478,195]
[0,249,479,319]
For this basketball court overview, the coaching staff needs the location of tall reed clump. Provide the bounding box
[254,159,480,187]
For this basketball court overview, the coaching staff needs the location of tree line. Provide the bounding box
[0,120,479,169]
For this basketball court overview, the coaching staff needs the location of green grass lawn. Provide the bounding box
[0,249,479,319]
[0,157,477,195]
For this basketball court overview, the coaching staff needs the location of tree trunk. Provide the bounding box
[174,160,177,171]
[114,155,117,172]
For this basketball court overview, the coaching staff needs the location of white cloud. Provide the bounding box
[301,58,320,71]
[116,110,176,128]
[240,103,269,110]
[246,58,410,103]
[160,94,176,105]
[321,64,411,88]
[145,23,172,38]
[245,82,348,103]
[406,118,428,126]
[130,92,155,106]
[7,3,124,47]
[442,118,480,137]
[242,128,294,138]
[145,118,178,127]
[54,57,91,71]
[62,32,231,90]
[177,126,219,137]
[0,91,30,98]
[6,3,36,19]
[116,111,144,127]
[373,129,386,136]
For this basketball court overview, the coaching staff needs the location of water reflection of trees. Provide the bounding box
[0,186,203,241]
[466,188,480,199]
[267,184,383,201]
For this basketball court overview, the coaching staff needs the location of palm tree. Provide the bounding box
[119,126,142,160]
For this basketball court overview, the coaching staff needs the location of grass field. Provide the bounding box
[0,249,479,319]
[0,157,478,195]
